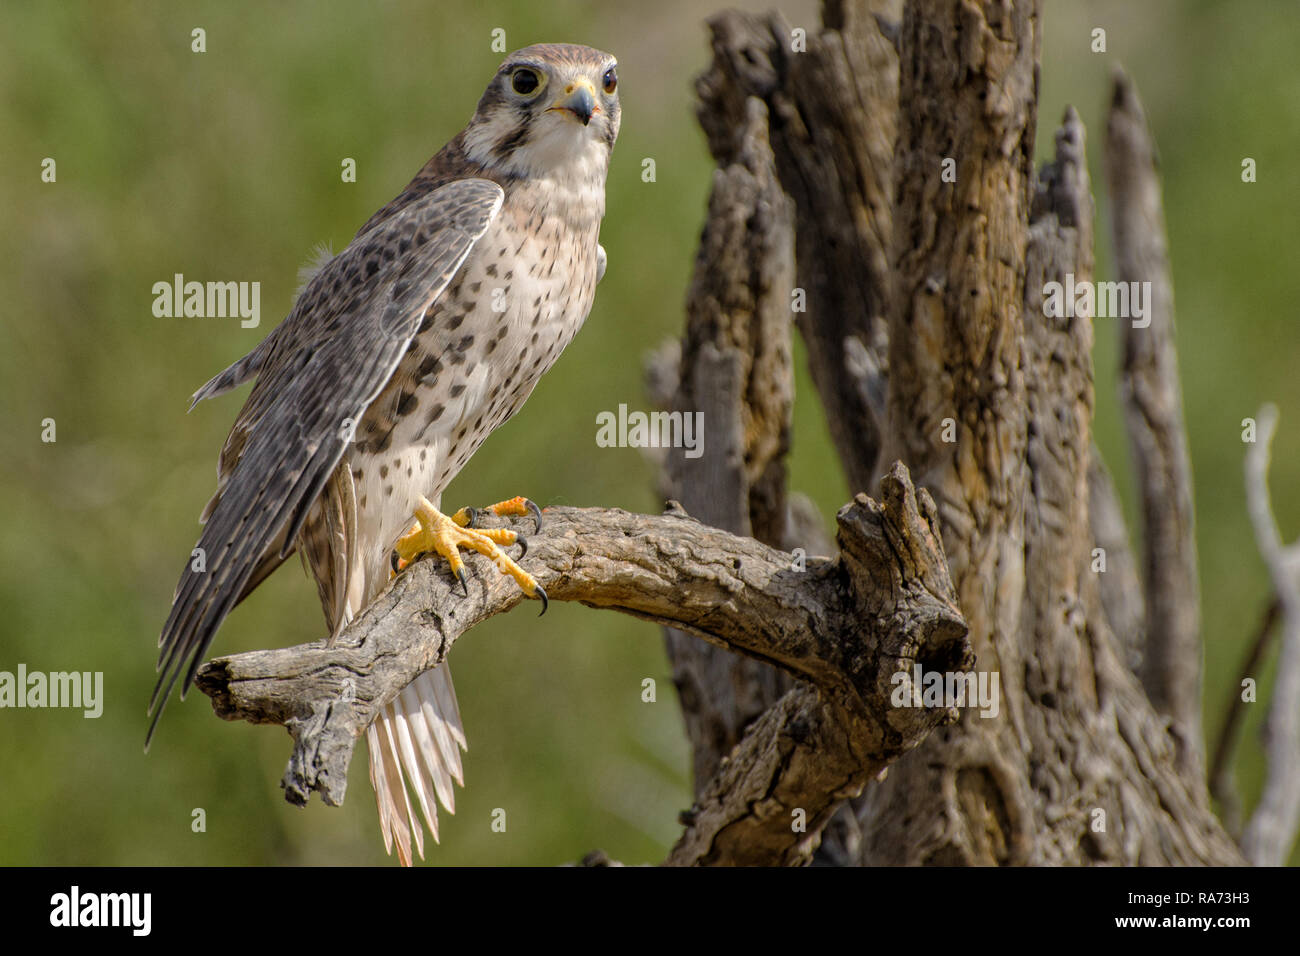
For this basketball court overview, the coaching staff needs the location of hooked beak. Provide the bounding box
[548,80,598,127]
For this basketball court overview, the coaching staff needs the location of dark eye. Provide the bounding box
[602,67,617,94]
[511,68,540,96]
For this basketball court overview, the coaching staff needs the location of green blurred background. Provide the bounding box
[1,0,1296,865]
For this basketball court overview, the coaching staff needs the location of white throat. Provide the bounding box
[464,112,608,196]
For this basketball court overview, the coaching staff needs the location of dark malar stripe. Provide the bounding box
[494,119,532,160]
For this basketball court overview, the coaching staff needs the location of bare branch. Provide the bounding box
[656,93,799,795]
[1240,405,1300,865]
[696,4,899,491]
[670,466,972,864]
[676,4,899,860]
[1088,451,1146,674]
[1105,68,1203,776]
[1210,597,1279,837]
[195,467,969,866]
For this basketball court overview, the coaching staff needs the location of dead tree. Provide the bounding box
[197,0,1294,866]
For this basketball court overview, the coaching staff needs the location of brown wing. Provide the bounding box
[148,178,503,747]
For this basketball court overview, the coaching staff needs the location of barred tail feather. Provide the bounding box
[368,664,467,865]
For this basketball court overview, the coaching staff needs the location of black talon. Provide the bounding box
[534,583,548,617]
[515,533,529,559]
[455,565,469,596]
[525,498,543,534]
[391,550,401,573]
[462,506,479,528]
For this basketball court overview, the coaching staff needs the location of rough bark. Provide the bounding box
[673,2,899,860]
[863,0,1038,864]
[696,0,900,492]
[1088,450,1146,675]
[657,96,799,795]
[196,474,970,865]
[855,0,1241,865]
[1104,68,1203,777]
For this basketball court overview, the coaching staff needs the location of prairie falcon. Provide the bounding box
[150,43,620,865]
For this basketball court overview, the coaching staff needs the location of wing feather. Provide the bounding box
[147,178,504,746]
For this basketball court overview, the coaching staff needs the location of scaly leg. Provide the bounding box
[450,495,543,533]
[391,496,547,614]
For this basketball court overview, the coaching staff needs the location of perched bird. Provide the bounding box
[150,43,620,864]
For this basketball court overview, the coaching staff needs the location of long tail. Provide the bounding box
[366,665,468,865]
[303,472,470,865]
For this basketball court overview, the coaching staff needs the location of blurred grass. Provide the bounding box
[0,0,1295,864]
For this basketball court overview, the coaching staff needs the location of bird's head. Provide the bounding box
[463,43,620,184]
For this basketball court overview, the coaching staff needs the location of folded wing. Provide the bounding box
[148,178,504,747]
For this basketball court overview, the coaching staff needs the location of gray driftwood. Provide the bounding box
[695,1,899,494]
[1105,68,1204,776]
[657,96,799,797]
[1239,406,1300,866]
[196,470,969,865]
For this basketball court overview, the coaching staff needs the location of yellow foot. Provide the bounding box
[391,496,547,614]
[449,495,543,532]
